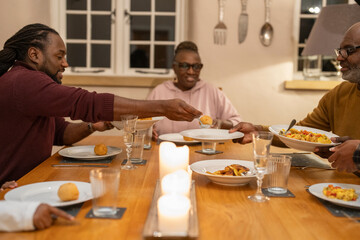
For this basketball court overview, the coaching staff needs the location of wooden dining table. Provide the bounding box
[0,135,359,240]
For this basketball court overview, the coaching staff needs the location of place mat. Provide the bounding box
[60,156,114,164]
[306,189,360,220]
[58,202,84,217]
[122,159,147,165]
[195,150,223,155]
[85,208,126,219]
[287,153,332,169]
[262,188,295,198]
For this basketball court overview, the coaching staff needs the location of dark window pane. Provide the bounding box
[298,47,304,71]
[91,15,111,40]
[131,0,151,11]
[154,45,174,69]
[131,16,151,40]
[155,16,175,41]
[67,0,86,10]
[299,18,316,44]
[300,0,322,14]
[156,0,176,12]
[91,0,111,11]
[67,43,86,67]
[326,0,348,5]
[67,14,87,39]
[130,45,150,68]
[91,44,111,68]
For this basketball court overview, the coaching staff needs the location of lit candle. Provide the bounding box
[161,170,191,197]
[159,142,189,180]
[157,194,190,235]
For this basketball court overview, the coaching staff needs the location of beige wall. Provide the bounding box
[0,0,327,129]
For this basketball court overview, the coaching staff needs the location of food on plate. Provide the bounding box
[280,128,332,144]
[199,115,213,125]
[183,136,194,141]
[94,144,108,155]
[206,164,250,176]
[139,117,152,120]
[322,184,358,201]
[57,183,79,201]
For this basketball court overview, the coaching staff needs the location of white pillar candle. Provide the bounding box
[157,194,190,235]
[161,170,191,197]
[159,142,189,180]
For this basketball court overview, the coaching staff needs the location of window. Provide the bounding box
[51,0,187,80]
[294,0,354,79]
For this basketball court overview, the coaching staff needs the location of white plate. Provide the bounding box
[112,116,165,130]
[269,125,338,152]
[159,133,199,144]
[58,146,122,160]
[308,183,360,209]
[5,181,93,207]
[190,159,256,186]
[180,129,244,143]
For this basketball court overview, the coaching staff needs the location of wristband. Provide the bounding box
[88,123,95,133]
[352,144,360,170]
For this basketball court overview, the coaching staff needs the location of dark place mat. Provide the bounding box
[262,188,295,198]
[60,156,114,164]
[122,159,147,165]
[85,208,126,219]
[58,202,84,217]
[289,154,332,169]
[306,189,360,220]
[195,150,223,155]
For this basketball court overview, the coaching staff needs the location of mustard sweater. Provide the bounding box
[298,81,360,139]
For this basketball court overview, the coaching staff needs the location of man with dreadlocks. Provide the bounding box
[0,23,202,185]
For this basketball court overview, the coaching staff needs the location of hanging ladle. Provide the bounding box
[259,0,274,46]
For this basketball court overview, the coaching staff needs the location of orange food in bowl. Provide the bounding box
[94,144,108,155]
[183,136,194,141]
[57,183,79,201]
[199,115,213,125]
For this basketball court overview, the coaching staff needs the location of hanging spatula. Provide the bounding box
[238,0,248,43]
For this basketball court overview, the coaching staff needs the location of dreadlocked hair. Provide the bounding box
[0,23,59,77]
[173,41,199,61]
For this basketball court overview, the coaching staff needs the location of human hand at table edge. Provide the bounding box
[313,136,352,159]
[33,203,74,230]
[0,180,18,192]
[91,121,114,132]
[229,122,260,144]
[326,139,360,173]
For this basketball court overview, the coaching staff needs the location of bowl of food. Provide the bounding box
[190,159,255,186]
[269,125,338,152]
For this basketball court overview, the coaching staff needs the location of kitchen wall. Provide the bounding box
[0,0,328,134]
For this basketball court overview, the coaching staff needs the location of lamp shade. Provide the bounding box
[301,4,360,56]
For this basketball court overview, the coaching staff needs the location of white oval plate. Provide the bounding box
[112,116,165,130]
[190,159,256,186]
[58,146,122,160]
[269,125,338,152]
[180,129,244,143]
[159,133,199,144]
[308,183,360,209]
[5,181,93,207]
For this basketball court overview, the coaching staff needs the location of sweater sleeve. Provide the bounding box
[53,117,70,146]
[0,201,40,232]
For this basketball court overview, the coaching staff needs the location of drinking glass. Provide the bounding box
[248,131,273,202]
[121,115,138,170]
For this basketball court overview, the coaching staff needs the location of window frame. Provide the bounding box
[50,0,188,85]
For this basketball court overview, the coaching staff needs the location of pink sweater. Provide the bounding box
[0,62,114,184]
[147,80,242,135]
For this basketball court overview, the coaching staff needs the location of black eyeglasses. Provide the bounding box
[334,46,360,59]
[174,62,203,71]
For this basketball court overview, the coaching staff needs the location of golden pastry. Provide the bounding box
[57,183,79,201]
[199,115,213,125]
[183,136,194,141]
[94,144,107,155]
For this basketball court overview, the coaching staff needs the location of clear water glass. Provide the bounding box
[248,131,273,202]
[121,115,138,170]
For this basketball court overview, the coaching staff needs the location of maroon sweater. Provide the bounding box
[0,62,114,184]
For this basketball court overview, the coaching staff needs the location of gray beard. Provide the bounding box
[342,68,360,84]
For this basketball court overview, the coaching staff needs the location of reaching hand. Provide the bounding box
[33,204,74,230]
[162,99,202,122]
[229,122,258,144]
[314,136,352,158]
[327,139,360,173]
[0,180,18,191]
[92,121,114,132]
